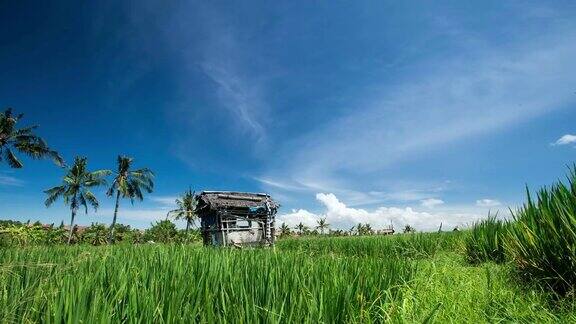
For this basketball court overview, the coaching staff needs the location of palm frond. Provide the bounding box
[84,190,99,211]
[78,192,88,214]
[44,186,66,207]
[4,148,23,168]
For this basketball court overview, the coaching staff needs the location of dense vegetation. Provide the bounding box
[1,233,576,322]
[0,220,200,247]
[464,167,576,297]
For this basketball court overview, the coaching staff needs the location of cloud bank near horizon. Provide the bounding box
[277,193,493,232]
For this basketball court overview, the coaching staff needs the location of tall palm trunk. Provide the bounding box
[184,219,191,243]
[108,191,121,244]
[67,208,77,244]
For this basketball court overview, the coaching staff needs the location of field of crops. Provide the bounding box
[2,232,576,323]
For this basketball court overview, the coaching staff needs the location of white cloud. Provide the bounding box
[149,196,178,206]
[0,173,24,186]
[476,199,502,207]
[420,198,445,208]
[277,193,482,232]
[553,134,576,146]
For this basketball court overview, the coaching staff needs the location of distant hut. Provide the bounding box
[195,191,279,247]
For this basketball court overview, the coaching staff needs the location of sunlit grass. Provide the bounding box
[0,244,414,323]
[465,214,510,264]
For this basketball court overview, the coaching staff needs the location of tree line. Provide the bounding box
[0,219,200,246]
[0,107,202,244]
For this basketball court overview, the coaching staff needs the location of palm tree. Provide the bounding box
[316,217,330,234]
[107,155,154,244]
[44,157,110,244]
[295,222,308,236]
[170,189,196,235]
[279,223,291,237]
[0,108,63,168]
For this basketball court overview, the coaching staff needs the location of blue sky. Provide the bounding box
[1,1,576,230]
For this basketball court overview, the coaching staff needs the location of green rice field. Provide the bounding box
[2,232,575,323]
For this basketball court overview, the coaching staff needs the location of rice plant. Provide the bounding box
[507,167,576,296]
[465,213,509,264]
[0,245,415,323]
[277,231,463,259]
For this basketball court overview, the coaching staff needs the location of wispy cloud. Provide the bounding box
[261,24,576,202]
[553,134,576,146]
[476,199,501,207]
[0,173,24,187]
[201,60,268,142]
[149,196,178,206]
[198,9,270,144]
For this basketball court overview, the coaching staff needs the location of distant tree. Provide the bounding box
[403,224,416,233]
[144,220,178,243]
[82,223,108,246]
[356,223,364,236]
[107,156,154,244]
[364,223,373,235]
[295,222,309,236]
[279,223,291,237]
[0,108,63,168]
[44,157,110,244]
[316,217,330,234]
[170,189,196,236]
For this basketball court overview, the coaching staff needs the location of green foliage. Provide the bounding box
[0,224,67,246]
[277,231,463,259]
[507,167,576,296]
[143,220,178,243]
[169,188,197,236]
[81,223,108,246]
[0,245,413,322]
[44,156,110,244]
[316,217,329,234]
[279,222,291,237]
[403,224,416,233]
[107,155,154,243]
[465,214,509,264]
[0,107,64,168]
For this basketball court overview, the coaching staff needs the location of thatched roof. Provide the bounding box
[195,191,279,211]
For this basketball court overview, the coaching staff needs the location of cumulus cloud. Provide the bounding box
[553,134,576,146]
[476,199,501,207]
[277,193,482,232]
[420,198,445,208]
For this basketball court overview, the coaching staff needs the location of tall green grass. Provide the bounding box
[508,168,576,296]
[277,232,464,259]
[465,214,509,264]
[0,245,414,323]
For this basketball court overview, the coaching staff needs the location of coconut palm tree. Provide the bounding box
[295,222,308,236]
[279,223,291,237]
[0,108,63,168]
[316,217,330,234]
[170,189,197,235]
[107,155,154,243]
[44,157,110,244]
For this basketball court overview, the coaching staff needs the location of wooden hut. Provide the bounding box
[195,191,279,247]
